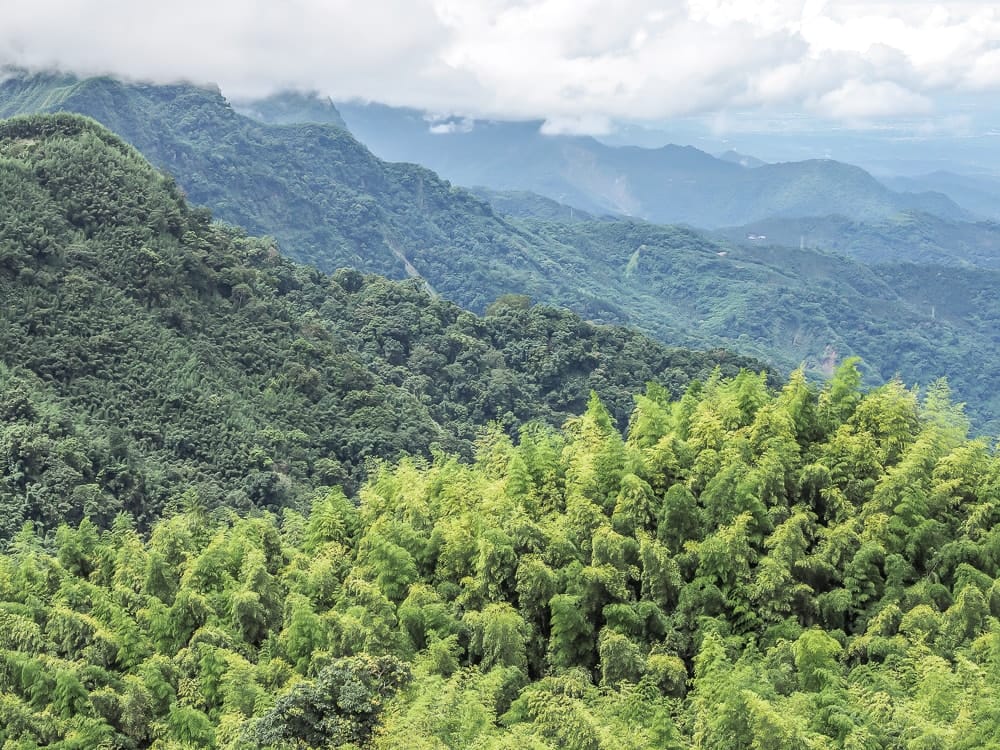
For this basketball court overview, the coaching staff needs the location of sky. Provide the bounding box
[3,0,999,137]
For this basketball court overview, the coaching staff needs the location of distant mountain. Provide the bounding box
[881,171,1000,221]
[717,149,766,168]
[232,90,347,127]
[714,212,1000,268]
[332,100,968,227]
[468,187,617,223]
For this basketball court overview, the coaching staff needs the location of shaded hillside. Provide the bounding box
[0,113,764,539]
[333,100,967,226]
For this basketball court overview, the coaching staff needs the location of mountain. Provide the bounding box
[714,211,1000,268]
[468,186,616,223]
[332,100,968,227]
[232,90,347,127]
[0,112,765,540]
[881,170,1000,221]
[717,148,767,168]
[6,73,1000,433]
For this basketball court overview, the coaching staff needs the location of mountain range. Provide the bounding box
[3,72,1000,433]
[329,98,967,226]
[5,43,1000,750]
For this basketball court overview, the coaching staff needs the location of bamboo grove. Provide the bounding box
[3,363,1000,748]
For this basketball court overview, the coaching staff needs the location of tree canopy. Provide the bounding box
[2,360,1000,748]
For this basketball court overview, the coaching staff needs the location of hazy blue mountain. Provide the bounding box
[881,171,1000,220]
[598,115,1000,179]
[714,212,1000,269]
[232,90,347,127]
[468,187,619,222]
[333,100,968,227]
[717,149,766,168]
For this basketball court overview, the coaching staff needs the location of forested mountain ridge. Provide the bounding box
[4,359,1000,748]
[332,100,968,226]
[0,112,765,541]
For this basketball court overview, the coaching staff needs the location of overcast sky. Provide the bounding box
[3,1,999,134]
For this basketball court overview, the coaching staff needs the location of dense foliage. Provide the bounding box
[0,113,762,540]
[3,362,1000,748]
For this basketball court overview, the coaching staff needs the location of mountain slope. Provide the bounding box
[0,72,578,313]
[333,100,968,226]
[0,113,765,540]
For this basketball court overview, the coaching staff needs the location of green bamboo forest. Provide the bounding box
[3,106,1000,748]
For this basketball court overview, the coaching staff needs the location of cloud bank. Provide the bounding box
[3,0,999,131]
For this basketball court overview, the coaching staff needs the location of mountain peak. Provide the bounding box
[717,149,766,168]
[234,90,347,128]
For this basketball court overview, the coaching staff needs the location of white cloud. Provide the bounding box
[1,0,999,131]
[811,80,933,120]
[427,117,475,134]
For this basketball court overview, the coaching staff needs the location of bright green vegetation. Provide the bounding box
[5,73,1000,434]
[0,113,763,541]
[3,360,1000,748]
